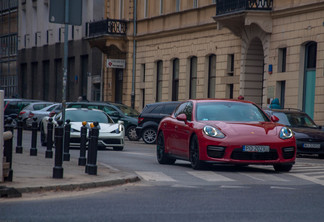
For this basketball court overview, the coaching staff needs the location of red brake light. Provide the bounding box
[49,111,55,117]
[28,112,34,118]
[19,111,26,116]
[138,117,144,124]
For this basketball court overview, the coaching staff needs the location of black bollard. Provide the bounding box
[45,118,54,158]
[63,119,71,161]
[4,118,14,181]
[16,116,23,153]
[53,120,64,179]
[30,117,38,156]
[86,122,99,175]
[78,121,88,166]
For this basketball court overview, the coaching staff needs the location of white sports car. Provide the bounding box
[40,108,125,151]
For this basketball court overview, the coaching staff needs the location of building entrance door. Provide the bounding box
[115,69,123,103]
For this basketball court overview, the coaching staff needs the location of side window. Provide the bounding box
[87,105,99,109]
[174,102,188,117]
[69,104,82,108]
[151,105,163,114]
[102,106,118,115]
[183,102,193,121]
[164,103,179,114]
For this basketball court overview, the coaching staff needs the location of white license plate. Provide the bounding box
[243,145,270,153]
[303,143,321,149]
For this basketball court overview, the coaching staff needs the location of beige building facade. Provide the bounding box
[87,0,324,124]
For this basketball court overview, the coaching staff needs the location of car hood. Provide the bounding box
[70,122,119,132]
[204,121,282,136]
[291,127,324,140]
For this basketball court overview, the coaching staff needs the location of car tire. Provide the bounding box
[156,132,176,165]
[126,125,139,141]
[190,134,206,170]
[273,164,293,172]
[40,123,47,146]
[142,127,157,144]
[113,146,124,151]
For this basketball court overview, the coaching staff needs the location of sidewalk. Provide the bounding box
[1,147,140,198]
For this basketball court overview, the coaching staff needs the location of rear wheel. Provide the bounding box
[142,127,157,144]
[126,125,139,141]
[156,132,176,164]
[190,135,206,170]
[273,164,293,172]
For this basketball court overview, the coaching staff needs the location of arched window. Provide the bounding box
[208,54,216,98]
[189,56,197,99]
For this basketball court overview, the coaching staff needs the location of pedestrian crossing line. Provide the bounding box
[187,171,234,182]
[312,175,324,180]
[239,173,289,182]
[289,173,324,186]
[135,171,176,182]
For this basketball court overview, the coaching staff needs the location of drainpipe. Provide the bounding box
[131,0,137,108]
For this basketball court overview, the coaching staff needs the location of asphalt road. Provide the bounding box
[1,131,324,221]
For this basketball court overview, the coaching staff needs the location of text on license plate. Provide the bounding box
[303,143,321,149]
[243,145,270,152]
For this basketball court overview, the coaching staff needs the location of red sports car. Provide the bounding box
[157,99,296,172]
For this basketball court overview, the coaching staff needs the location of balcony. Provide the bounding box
[214,0,273,36]
[86,19,127,38]
[86,19,128,53]
[216,0,273,16]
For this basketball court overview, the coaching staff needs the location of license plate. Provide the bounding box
[243,145,270,152]
[303,143,321,149]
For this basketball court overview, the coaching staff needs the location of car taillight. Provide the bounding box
[19,111,26,116]
[138,117,144,124]
[49,111,55,117]
[28,112,34,118]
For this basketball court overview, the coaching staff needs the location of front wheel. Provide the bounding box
[142,127,157,144]
[126,125,139,141]
[273,164,293,172]
[190,135,206,170]
[156,132,175,164]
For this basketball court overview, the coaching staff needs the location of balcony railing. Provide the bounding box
[216,0,273,16]
[86,19,127,38]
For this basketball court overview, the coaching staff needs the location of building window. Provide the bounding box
[212,0,216,3]
[119,0,124,19]
[71,26,74,40]
[208,54,216,98]
[189,56,197,99]
[160,0,163,14]
[193,0,198,8]
[172,58,179,101]
[144,0,148,18]
[278,48,287,72]
[141,89,145,108]
[227,54,234,76]
[276,81,285,109]
[156,60,163,102]
[306,42,317,69]
[176,0,180,11]
[141,64,146,82]
[226,84,233,99]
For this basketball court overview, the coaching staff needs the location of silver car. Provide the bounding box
[19,101,54,128]
[26,103,62,129]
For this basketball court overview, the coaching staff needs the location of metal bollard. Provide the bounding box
[53,120,64,179]
[78,121,88,166]
[45,118,54,158]
[30,117,38,156]
[16,116,23,153]
[85,122,99,175]
[63,119,71,161]
[4,118,14,181]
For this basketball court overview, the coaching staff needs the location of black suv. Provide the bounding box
[136,101,181,144]
[264,108,324,158]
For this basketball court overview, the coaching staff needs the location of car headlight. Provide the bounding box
[203,126,225,138]
[279,127,293,139]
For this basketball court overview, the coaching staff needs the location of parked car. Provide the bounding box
[27,103,62,129]
[264,108,324,158]
[41,108,125,150]
[4,98,41,128]
[157,99,296,171]
[19,101,54,128]
[136,101,182,144]
[66,102,140,141]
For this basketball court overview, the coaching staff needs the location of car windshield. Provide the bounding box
[196,102,270,122]
[273,112,317,128]
[114,104,139,117]
[58,110,114,123]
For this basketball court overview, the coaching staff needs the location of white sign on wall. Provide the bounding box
[106,59,125,69]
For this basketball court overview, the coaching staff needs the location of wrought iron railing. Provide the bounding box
[216,0,273,16]
[86,19,127,37]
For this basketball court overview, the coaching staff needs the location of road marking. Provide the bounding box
[135,171,176,182]
[99,163,120,171]
[124,152,155,157]
[187,171,234,182]
[270,186,296,190]
[220,185,249,189]
[239,173,288,182]
[288,173,324,186]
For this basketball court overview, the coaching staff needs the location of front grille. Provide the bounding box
[102,139,122,144]
[207,146,225,158]
[282,147,295,159]
[231,148,278,160]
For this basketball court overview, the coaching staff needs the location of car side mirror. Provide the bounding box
[176,113,187,122]
[271,115,279,122]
